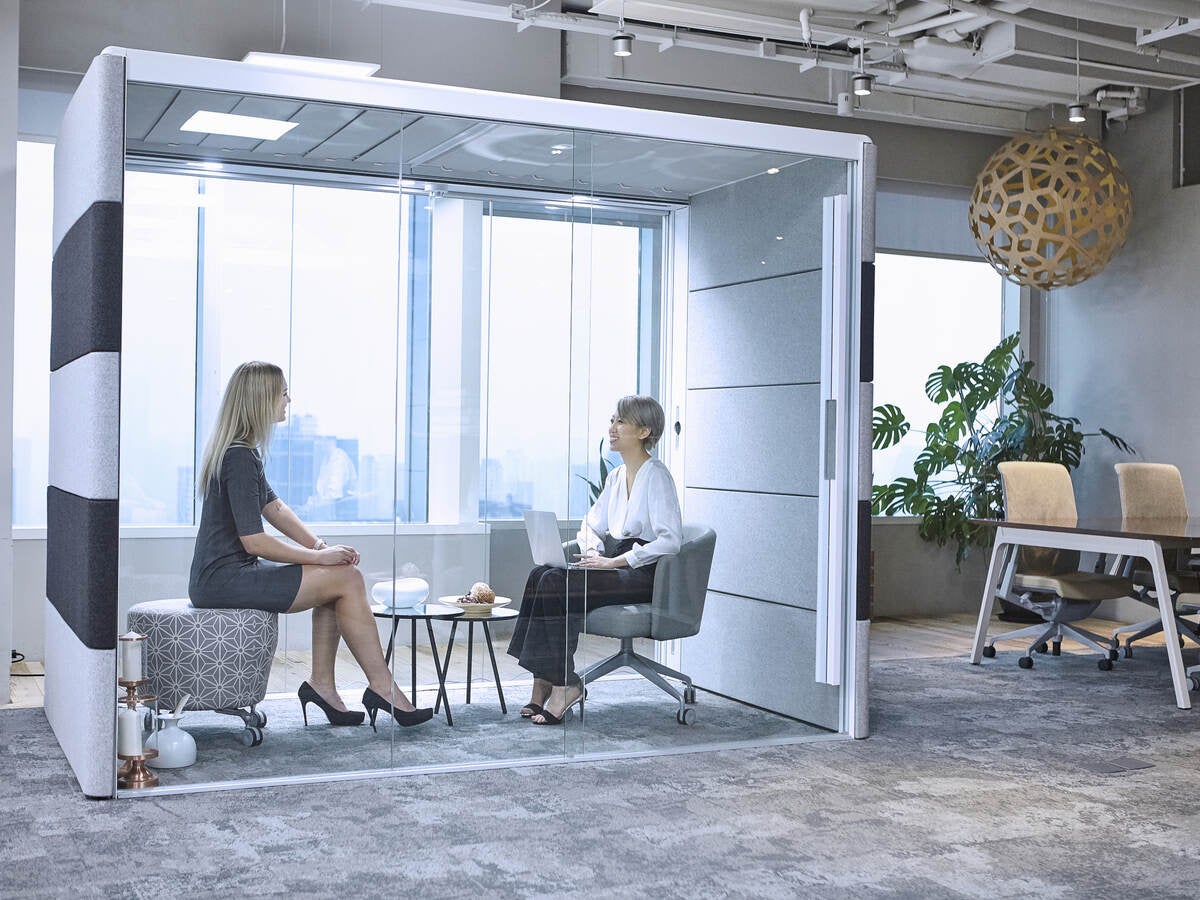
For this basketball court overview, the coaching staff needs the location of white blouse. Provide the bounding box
[578,457,683,569]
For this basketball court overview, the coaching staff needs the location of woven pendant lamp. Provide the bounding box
[968,129,1132,289]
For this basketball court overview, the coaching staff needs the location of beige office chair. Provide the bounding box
[1111,463,1200,657]
[980,462,1133,670]
[571,524,716,724]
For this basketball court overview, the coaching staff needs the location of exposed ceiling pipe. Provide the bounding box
[950,0,1200,67]
[932,1,1030,43]
[1020,0,1177,30]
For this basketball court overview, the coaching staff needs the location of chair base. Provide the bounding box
[986,620,1116,664]
[578,637,694,715]
[1112,587,1200,657]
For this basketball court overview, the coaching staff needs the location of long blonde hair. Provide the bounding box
[198,361,285,494]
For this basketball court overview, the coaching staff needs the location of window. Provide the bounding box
[14,150,664,528]
[872,252,1004,497]
[478,204,661,520]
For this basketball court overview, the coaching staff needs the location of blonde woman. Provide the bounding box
[507,395,683,725]
[188,361,432,730]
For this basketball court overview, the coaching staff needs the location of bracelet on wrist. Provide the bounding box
[313,538,327,550]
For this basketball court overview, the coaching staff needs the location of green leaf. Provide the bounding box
[925,365,957,403]
[872,404,910,450]
[983,333,1020,371]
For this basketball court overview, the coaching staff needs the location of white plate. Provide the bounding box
[437,595,513,617]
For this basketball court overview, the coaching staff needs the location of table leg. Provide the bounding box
[482,621,507,714]
[971,538,1011,664]
[383,617,400,668]
[437,621,460,716]
[466,622,475,705]
[410,619,418,701]
[1148,542,1192,710]
[425,618,454,726]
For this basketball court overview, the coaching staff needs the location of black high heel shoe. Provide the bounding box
[298,682,365,727]
[362,688,434,731]
[531,687,586,726]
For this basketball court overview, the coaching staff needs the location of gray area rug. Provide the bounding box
[5,648,1200,898]
[153,676,829,788]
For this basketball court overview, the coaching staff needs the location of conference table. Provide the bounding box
[971,516,1200,709]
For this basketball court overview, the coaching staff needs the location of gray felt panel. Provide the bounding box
[46,487,118,651]
[684,488,818,610]
[686,272,822,389]
[48,352,120,499]
[681,592,840,728]
[688,157,847,291]
[52,52,124,254]
[858,381,873,502]
[685,385,821,496]
[861,141,877,264]
[43,602,116,798]
[50,204,123,370]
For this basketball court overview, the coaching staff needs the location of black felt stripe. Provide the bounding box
[859,260,874,384]
[857,499,872,622]
[50,200,123,372]
[46,486,118,651]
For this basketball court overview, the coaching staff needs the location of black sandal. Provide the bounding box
[520,703,544,718]
[530,689,585,726]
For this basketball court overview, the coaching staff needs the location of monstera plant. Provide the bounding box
[872,332,1134,566]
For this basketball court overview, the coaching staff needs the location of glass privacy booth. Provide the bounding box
[45,48,874,797]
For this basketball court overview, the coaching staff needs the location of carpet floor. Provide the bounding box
[4,647,1200,898]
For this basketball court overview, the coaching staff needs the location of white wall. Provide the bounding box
[1,0,18,698]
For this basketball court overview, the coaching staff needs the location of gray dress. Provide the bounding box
[189,445,303,613]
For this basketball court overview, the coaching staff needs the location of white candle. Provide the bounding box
[117,707,142,756]
[120,633,143,682]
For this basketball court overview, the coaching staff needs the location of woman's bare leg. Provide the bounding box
[289,565,418,712]
[308,605,349,711]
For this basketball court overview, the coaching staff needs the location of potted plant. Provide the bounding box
[871,333,1133,618]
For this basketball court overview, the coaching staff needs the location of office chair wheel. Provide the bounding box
[1034,642,1048,654]
[1018,656,1033,669]
[676,707,695,726]
[1108,649,1119,661]
[239,726,264,747]
[683,685,696,705]
[1051,641,1062,657]
[253,709,268,727]
[1123,643,1134,659]
[1189,675,1200,692]
[1098,658,1113,671]
[982,645,996,658]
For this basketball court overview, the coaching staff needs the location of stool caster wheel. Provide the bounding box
[1051,641,1062,657]
[240,726,264,747]
[982,645,996,659]
[676,707,695,725]
[1098,658,1113,671]
[683,685,696,705]
[1018,656,1033,669]
[1035,643,1048,654]
[253,709,267,727]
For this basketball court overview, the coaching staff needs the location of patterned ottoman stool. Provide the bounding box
[127,599,279,747]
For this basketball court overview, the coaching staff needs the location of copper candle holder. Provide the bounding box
[116,678,158,789]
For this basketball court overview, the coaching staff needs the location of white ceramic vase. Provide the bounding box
[145,713,197,768]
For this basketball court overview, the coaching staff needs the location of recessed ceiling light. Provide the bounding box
[180,110,298,141]
[766,167,780,175]
[242,51,380,78]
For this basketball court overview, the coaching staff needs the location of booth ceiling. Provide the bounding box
[379,0,1200,134]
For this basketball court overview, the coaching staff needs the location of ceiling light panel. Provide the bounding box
[180,110,299,141]
[242,51,381,78]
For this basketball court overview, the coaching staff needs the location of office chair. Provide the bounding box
[1111,463,1200,658]
[571,524,716,724]
[980,462,1133,670]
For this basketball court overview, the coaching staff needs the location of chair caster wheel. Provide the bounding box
[683,685,696,705]
[1051,642,1062,657]
[1108,649,1119,661]
[1035,642,1048,654]
[1189,675,1200,692]
[1098,658,1113,671]
[1123,645,1134,659]
[253,710,267,727]
[676,707,695,725]
[982,645,996,659]
[1018,656,1033,669]
[240,726,264,747]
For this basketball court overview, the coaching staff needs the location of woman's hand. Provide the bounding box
[315,545,359,566]
[573,553,626,569]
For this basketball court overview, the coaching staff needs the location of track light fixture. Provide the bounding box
[612,30,633,56]
[1068,103,1087,123]
[852,73,874,96]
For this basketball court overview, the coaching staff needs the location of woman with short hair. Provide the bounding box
[189,361,432,730]
[508,394,683,725]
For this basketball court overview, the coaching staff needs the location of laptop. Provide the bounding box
[523,510,585,569]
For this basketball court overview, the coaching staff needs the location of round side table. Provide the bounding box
[439,607,518,715]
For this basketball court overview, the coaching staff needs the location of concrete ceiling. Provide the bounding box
[378,0,1200,134]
